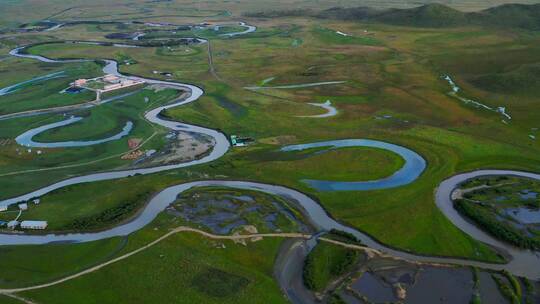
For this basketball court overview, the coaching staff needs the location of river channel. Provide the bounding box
[1,26,539,296]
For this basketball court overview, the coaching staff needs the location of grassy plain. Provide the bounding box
[0,237,126,288]
[0,61,100,113]
[1,0,539,29]
[19,219,288,304]
[3,18,539,262]
[1,4,540,302]
[0,87,181,198]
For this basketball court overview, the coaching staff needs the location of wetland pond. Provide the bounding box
[334,254,522,304]
[453,175,540,250]
[168,187,309,235]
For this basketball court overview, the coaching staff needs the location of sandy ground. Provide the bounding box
[136,131,215,166]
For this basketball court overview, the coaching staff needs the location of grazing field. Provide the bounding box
[0,237,126,288]
[1,1,540,302]
[4,16,540,261]
[19,226,288,304]
[1,0,540,28]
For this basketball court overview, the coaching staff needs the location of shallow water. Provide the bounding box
[280,139,426,191]
[443,75,512,121]
[0,71,65,96]
[297,100,337,118]
[15,116,133,148]
[505,207,540,224]
[405,267,473,304]
[245,81,346,90]
[351,272,397,303]
[478,271,508,304]
[219,22,256,37]
[520,190,538,200]
[3,41,540,281]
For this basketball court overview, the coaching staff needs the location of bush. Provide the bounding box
[191,268,249,297]
[454,200,540,250]
[64,191,151,230]
[492,275,520,304]
[303,242,360,291]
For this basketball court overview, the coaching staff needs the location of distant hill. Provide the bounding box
[246,3,540,30]
[372,4,469,28]
[473,3,540,30]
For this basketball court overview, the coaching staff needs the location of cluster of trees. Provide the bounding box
[65,191,151,230]
[303,242,360,291]
[454,200,540,250]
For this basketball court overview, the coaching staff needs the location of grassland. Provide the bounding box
[17,216,288,304]
[303,240,361,291]
[1,3,540,302]
[0,87,181,198]
[0,237,126,288]
[3,17,539,262]
[1,0,539,29]
[0,61,101,115]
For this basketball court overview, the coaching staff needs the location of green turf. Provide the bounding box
[0,237,126,288]
[303,241,360,291]
[20,231,287,304]
[1,9,540,299]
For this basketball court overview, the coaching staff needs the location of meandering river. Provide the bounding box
[2,28,540,289]
[15,116,133,148]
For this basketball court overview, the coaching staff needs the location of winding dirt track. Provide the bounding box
[0,227,314,294]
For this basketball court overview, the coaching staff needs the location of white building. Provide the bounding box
[33,199,41,205]
[18,203,28,211]
[20,221,48,230]
[0,206,7,212]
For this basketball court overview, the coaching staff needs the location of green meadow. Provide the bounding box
[0,2,540,302]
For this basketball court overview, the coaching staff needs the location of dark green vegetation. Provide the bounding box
[454,200,540,249]
[5,13,536,263]
[1,0,540,302]
[471,267,481,304]
[66,190,152,231]
[303,241,361,291]
[0,179,155,232]
[454,176,540,249]
[0,87,181,198]
[492,271,521,304]
[0,61,100,115]
[0,295,24,304]
[247,3,540,30]
[20,226,288,303]
[0,237,126,288]
[192,268,250,297]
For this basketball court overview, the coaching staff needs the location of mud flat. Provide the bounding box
[133,131,215,167]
